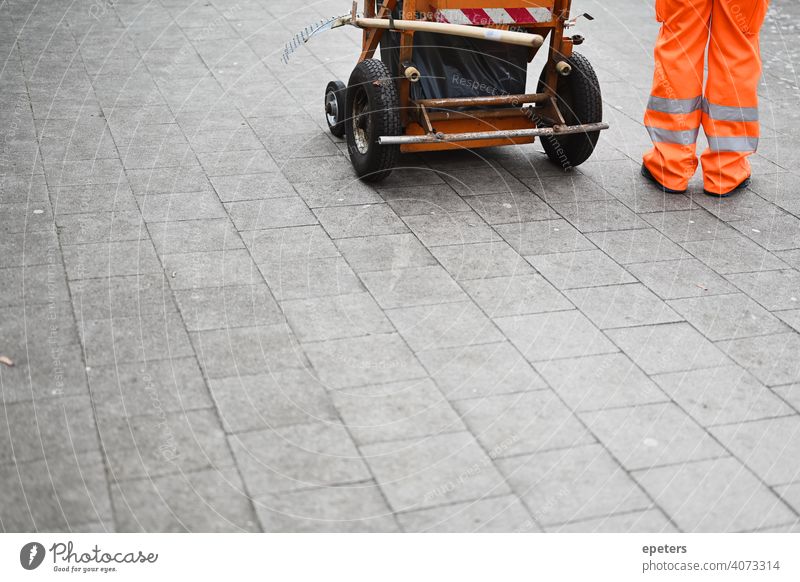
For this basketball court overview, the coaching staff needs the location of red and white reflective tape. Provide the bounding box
[434,7,553,25]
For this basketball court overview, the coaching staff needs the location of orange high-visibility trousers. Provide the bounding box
[643,0,769,195]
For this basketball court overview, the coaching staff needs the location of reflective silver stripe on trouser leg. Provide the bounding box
[707,136,759,152]
[647,95,703,114]
[646,126,699,145]
[702,99,759,122]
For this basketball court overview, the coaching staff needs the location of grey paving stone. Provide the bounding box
[55,211,147,244]
[495,219,596,255]
[531,174,616,204]
[361,265,465,309]
[718,333,800,386]
[1,263,70,307]
[454,390,594,458]
[711,415,800,486]
[175,109,245,132]
[70,273,173,321]
[79,311,194,366]
[111,468,258,532]
[403,210,500,247]
[279,155,356,183]
[587,228,690,265]
[293,178,383,208]
[210,172,297,202]
[725,269,800,311]
[98,408,231,480]
[0,173,48,204]
[681,235,788,274]
[187,127,263,153]
[162,249,260,290]
[397,494,536,532]
[0,200,54,232]
[776,310,800,333]
[63,240,163,281]
[0,395,98,464]
[528,249,636,289]
[431,240,533,281]
[50,183,138,215]
[497,444,651,526]
[653,365,793,427]
[626,258,737,299]
[260,256,364,301]
[0,450,112,532]
[551,199,647,233]
[495,310,618,362]
[335,232,436,273]
[150,218,245,254]
[197,149,279,176]
[304,333,427,390]
[566,283,682,329]
[462,274,572,317]
[549,509,677,533]
[581,402,726,470]
[418,342,547,400]
[536,353,668,411]
[442,166,527,196]
[230,422,370,495]
[192,324,308,379]
[610,184,695,214]
[44,158,125,187]
[282,292,392,343]
[606,323,731,375]
[774,384,800,412]
[126,166,210,196]
[641,209,739,242]
[730,212,800,252]
[138,190,227,222]
[361,431,511,512]
[465,192,556,224]
[208,369,337,433]
[313,203,408,240]
[775,249,800,270]
[774,483,800,516]
[387,301,504,352]
[225,197,317,231]
[121,143,198,170]
[174,284,283,331]
[0,230,60,267]
[634,457,795,532]
[87,357,212,418]
[668,293,788,341]
[243,225,340,268]
[332,379,462,445]
[692,189,780,222]
[256,483,399,532]
[382,184,471,216]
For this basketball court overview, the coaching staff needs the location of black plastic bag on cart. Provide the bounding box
[379,12,529,104]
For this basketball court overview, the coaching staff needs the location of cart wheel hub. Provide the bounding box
[325,91,339,126]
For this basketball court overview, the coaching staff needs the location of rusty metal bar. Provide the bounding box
[378,122,609,145]
[425,108,534,122]
[414,93,550,109]
[353,17,545,48]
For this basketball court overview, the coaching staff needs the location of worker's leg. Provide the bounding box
[701,0,768,195]
[643,0,712,191]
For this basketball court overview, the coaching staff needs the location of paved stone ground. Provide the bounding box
[2,0,800,533]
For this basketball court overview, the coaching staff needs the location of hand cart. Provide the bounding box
[324,0,609,181]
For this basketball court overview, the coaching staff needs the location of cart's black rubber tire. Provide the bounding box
[325,80,346,138]
[345,59,401,182]
[536,52,602,169]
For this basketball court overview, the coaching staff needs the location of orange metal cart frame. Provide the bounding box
[354,0,608,152]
